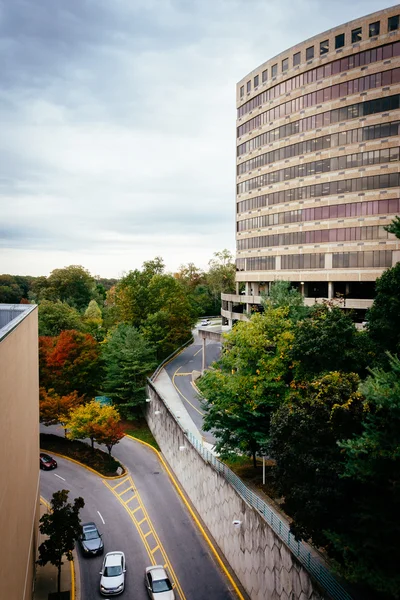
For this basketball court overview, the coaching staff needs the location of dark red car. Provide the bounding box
[40,453,57,470]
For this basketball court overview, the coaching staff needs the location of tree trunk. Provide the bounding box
[252,449,257,469]
[57,561,62,597]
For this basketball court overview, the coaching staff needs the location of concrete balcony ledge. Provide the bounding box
[221,293,262,304]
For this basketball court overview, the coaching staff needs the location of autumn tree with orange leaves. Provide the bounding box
[39,389,85,435]
[39,330,102,398]
[65,401,123,455]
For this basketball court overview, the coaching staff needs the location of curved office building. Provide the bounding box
[223,5,400,324]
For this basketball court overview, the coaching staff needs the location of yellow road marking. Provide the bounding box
[112,478,130,490]
[175,372,192,376]
[103,476,187,600]
[144,531,153,538]
[131,505,142,513]
[124,436,246,600]
[119,486,134,496]
[137,517,146,525]
[172,366,204,416]
[194,347,202,356]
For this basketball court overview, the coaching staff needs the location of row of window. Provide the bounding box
[237,197,400,232]
[237,118,399,159]
[237,147,399,194]
[236,250,393,272]
[237,173,400,213]
[332,250,393,268]
[237,225,389,250]
[237,121,400,174]
[238,40,400,114]
[239,68,399,137]
[238,87,399,137]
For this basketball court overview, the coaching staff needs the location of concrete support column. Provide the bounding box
[228,318,233,327]
[202,337,206,373]
[299,281,305,297]
[345,283,350,296]
[328,281,334,299]
[252,283,259,296]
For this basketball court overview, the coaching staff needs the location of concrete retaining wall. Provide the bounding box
[146,381,325,600]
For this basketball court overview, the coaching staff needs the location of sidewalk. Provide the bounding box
[33,499,79,600]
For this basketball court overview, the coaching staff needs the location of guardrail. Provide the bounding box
[150,337,194,382]
[186,431,353,600]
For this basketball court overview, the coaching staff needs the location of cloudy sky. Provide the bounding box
[0,0,394,278]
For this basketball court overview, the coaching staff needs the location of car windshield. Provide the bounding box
[84,530,99,540]
[153,578,172,593]
[104,565,122,577]
[41,455,51,461]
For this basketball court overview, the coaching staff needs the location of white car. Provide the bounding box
[145,565,175,599]
[100,551,126,596]
[200,319,211,326]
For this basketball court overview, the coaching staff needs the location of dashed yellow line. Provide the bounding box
[103,475,187,600]
[172,366,204,416]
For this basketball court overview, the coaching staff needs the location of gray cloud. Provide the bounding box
[0,0,394,276]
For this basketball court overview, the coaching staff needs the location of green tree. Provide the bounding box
[38,300,83,336]
[198,308,293,466]
[366,262,400,360]
[205,249,236,312]
[291,304,371,380]
[0,274,24,303]
[37,490,84,598]
[37,265,98,309]
[261,280,309,322]
[83,299,104,340]
[330,355,400,596]
[268,371,364,547]
[384,214,400,239]
[102,324,157,412]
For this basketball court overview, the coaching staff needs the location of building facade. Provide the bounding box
[223,5,400,324]
[0,304,39,600]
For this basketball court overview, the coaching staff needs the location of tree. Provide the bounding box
[83,299,104,340]
[92,415,124,459]
[37,490,84,598]
[366,262,400,360]
[329,355,400,596]
[384,214,400,239]
[102,324,157,412]
[198,307,293,466]
[205,250,236,311]
[261,280,309,322]
[39,330,102,398]
[39,388,84,435]
[66,400,122,450]
[35,265,98,309]
[268,371,364,547]
[38,300,83,336]
[291,304,371,380]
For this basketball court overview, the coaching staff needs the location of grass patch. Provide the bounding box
[121,417,160,451]
[40,433,124,477]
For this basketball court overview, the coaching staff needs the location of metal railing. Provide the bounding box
[186,431,353,600]
[150,337,194,382]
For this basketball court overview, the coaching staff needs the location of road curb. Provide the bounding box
[40,448,127,479]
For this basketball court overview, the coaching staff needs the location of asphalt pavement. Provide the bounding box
[163,326,222,444]
[40,426,240,600]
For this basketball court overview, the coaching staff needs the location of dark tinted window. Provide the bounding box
[282,58,289,71]
[293,52,301,66]
[369,21,380,37]
[246,80,251,93]
[320,40,329,55]
[240,85,244,98]
[335,33,345,49]
[306,46,314,60]
[271,64,278,77]
[352,27,362,43]
[254,75,259,87]
[262,69,268,83]
[388,15,399,31]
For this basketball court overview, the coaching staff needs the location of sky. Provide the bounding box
[0,0,395,278]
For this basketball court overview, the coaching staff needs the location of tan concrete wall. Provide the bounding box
[0,308,39,600]
[145,383,326,600]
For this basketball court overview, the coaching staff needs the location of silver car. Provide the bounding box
[145,565,175,599]
[100,551,126,596]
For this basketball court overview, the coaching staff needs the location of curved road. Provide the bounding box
[164,327,222,443]
[41,430,240,600]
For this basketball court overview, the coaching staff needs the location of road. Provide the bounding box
[41,430,240,600]
[164,326,222,444]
